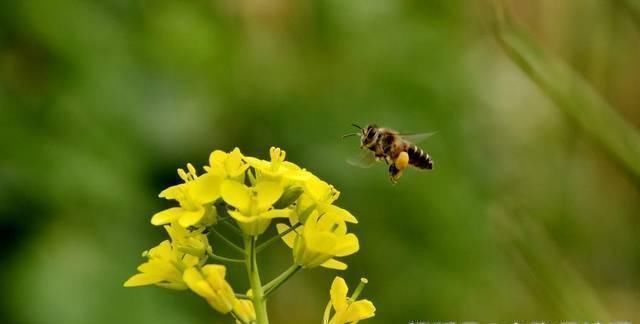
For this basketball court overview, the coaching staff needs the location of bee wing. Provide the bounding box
[399,131,437,144]
[346,150,378,168]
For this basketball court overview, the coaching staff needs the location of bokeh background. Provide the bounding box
[1,0,640,323]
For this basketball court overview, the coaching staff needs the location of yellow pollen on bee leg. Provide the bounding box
[396,151,409,170]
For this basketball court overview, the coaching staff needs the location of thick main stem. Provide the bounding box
[244,236,269,324]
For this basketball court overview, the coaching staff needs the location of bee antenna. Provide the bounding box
[351,123,362,130]
[342,133,359,139]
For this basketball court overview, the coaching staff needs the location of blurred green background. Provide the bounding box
[1,0,639,323]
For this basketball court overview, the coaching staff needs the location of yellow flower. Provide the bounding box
[292,176,357,224]
[206,148,249,181]
[277,210,359,270]
[165,223,212,258]
[245,147,311,183]
[151,164,222,227]
[324,277,375,324]
[123,240,199,290]
[220,179,289,235]
[233,296,256,324]
[183,265,237,314]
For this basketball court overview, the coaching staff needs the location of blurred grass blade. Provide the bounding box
[493,5,640,179]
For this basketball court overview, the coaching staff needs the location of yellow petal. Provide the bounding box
[156,282,188,290]
[254,181,283,210]
[282,161,301,171]
[148,240,173,257]
[138,261,181,281]
[233,299,256,323]
[303,211,321,232]
[334,233,359,257]
[182,254,200,268]
[321,258,347,270]
[137,260,169,273]
[315,212,346,234]
[342,300,376,322]
[159,184,184,200]
[276,223,299,248]
[183,267,215,298]
[245,157,270,171]
[330,276,349,312]
[164,225,177,241]
[304,177,330,200]
[220,180,250,212]
[228,211,254,224]
[259,209,289,220]
[190,173,222,204]
[209,150,227,168]
[306,232,337,253]
[202,264,227,281]
[151,207,184,225]
[206,284,235,314]
[178,207,206,227]
[325,205,358,224]
[195,281,216,298]
[226,148,244,171]
[123,273,160,287]
[229,211,271,235]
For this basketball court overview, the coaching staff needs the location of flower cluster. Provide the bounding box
[124,147,374,324]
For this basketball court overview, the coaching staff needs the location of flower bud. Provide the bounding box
[273,185,304,209]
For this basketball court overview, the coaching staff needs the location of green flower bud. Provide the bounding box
[273,185,304,209]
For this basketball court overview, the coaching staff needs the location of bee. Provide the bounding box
[343,124,434,183]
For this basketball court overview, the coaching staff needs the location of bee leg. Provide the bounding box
[388,163,402,183]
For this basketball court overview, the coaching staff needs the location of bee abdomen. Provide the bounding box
[407,145,433,170]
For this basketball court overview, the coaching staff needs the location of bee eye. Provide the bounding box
[367,130,375,139]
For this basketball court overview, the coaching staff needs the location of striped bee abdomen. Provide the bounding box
[407,145,433,170]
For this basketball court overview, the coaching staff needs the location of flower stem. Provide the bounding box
[221,218,244,236]
[263,264,302,297]
[256,223,301,253]
[235,293,251,300]
[244,236,269,324]
[206,250,244,264]
[209,228,245,255]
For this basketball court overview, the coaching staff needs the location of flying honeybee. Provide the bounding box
[343,124,434,183]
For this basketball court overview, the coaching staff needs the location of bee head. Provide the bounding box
[361,124,379,147]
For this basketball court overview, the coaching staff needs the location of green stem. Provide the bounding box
[263,264,302,297]
[349,278,369,301]
[220,218,244,237]
[244,236,269,324]
[206,251,244,264]
[235,293,251,300]
[210,228,245,255]
[256,223,301,253]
